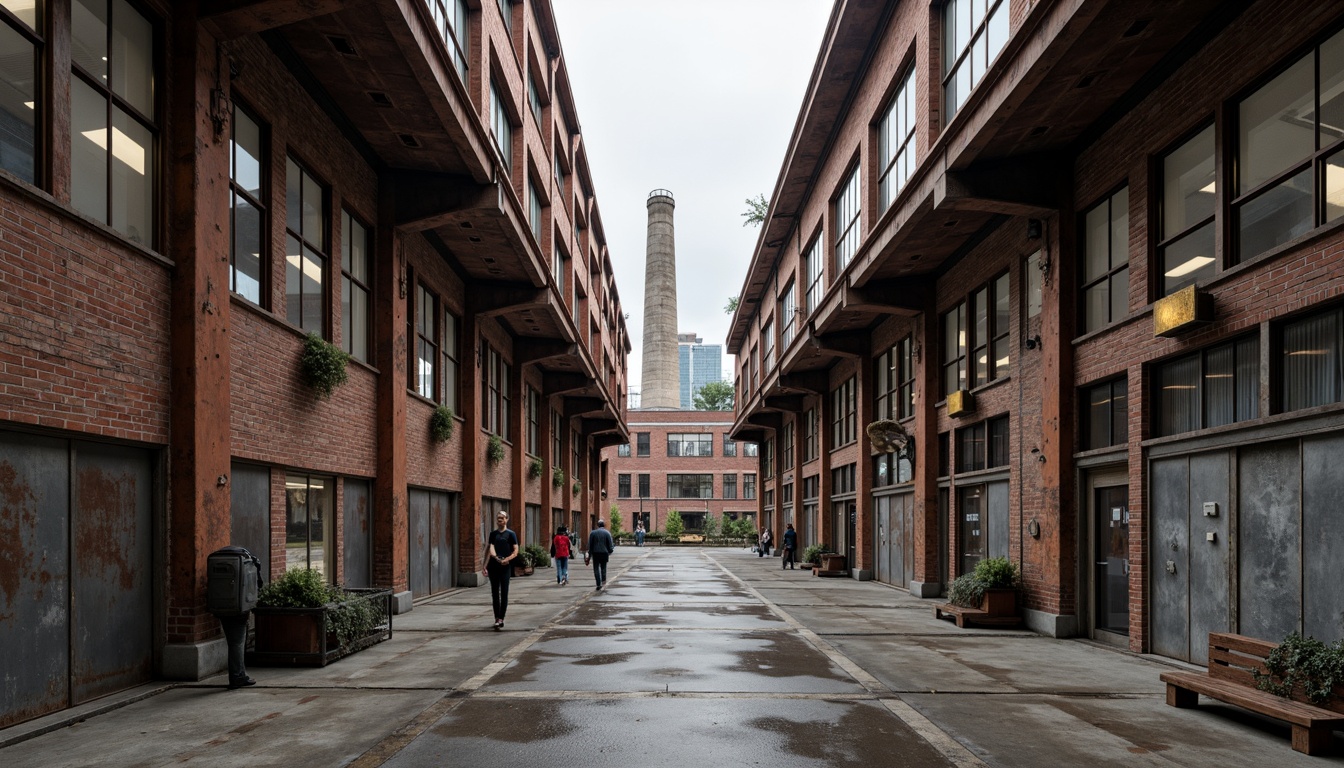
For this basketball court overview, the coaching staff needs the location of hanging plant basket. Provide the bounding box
[299,333,351,400]
[572,479,582,497]
[487,433,505,464]
[866,419,910,453]
[429,405,454,443]
[552,467,565,488]
[528,456,543,479]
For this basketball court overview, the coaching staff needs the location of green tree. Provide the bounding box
[702,512,721,538]
[724,296,739,314]
[694,380,735,411]
[741,193,768,227]
[609,505,623,536]
[665,509,684,538]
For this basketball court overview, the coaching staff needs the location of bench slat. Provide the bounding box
[1161,671,1344,728]
[1209,633,1277,658]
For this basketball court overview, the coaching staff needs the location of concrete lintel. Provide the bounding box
[517,340,579,366]
[470,285,550,318]
[390,172,496,231]
[563,397,606,419]
[778,371,829,395]
[934,153,1063,217]
[1023,607,1078,638]
[809,330,868,358]
[844,279,929,315]
[161,639,227,681]
[542,372,593,396]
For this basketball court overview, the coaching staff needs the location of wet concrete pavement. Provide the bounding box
[4,547,1344,766]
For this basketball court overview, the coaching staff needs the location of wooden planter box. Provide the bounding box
[512,565,535,577]
[249,588,393,667]
[934,587,1021,628]
[815,554,847,577]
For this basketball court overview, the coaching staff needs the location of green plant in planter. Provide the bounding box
[947,573,987,609]
[528,456,543,479]
[429,405,454,443]
[1254,632,1344,705]
[524,543,550,568]
[571,479,582,496]
[486,433,504,463]
[299,333,350,399]
[973,557,1021,590]
[257,567,382,647]
[801,543,832,565]
[552,467,565,488]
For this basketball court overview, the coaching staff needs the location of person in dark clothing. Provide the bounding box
[586,518,615,590]
[485,511,519,629]
[781,523,798,570]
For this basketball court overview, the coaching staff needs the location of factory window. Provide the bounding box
[667,433,713,457]
[1081,378,1127,451]
[803,234,825,316]
[230,104,267,306]
[668,474,713,499]
[636,432,650,457]
[943,0,1008,122]
[1156,335,1259,436]
[341,211,371,363]
[876,337,915,420]
[879,66,917,210]
[0,1,39,184]
[1158,125,1216,296]
[1080,187,1129,334]
[833,165,861,271]
[1281,306,1344,412]
[285,157,329,334]
[425,0,469,80]
[414,284,437,399]
[830,377,857,449]
[490,80,511,172]
[617,474,631,499]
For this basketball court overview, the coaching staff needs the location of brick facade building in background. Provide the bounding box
[730,0,1344,662]
[602,410,758,535]
[0,0,629,727]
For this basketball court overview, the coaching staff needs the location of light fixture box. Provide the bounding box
[947,389,975,417]
[1154,285,1214,337]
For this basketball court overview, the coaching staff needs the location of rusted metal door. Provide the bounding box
[1,433,154,728]
[407,489,430,596]
[343,479,371,588]
[874,495,890,585]
[429,491,454,594]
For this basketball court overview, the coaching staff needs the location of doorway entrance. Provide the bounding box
[1087,469,1129,643]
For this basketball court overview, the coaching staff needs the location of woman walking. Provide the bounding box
[485,511,519,629]
[552,525,572,585]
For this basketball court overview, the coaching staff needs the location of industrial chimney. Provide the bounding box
[640,189,679,409]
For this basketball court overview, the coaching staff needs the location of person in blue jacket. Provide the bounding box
[586,519,616,590]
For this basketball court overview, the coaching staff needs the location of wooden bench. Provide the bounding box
[933,603,1023,628]
[1161,632,1344,755]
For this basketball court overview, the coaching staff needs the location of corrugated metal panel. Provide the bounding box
[343,480,372,588]
[0,431,70,728]
[70,441,152,705]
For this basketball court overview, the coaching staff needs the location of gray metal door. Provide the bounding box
[1188,451,1230,663]
[1,432,71,728]
[875,496,890,584]
[408,489,430,596]
[430,492,454,593]
[899,492,915,588]
[230,463,270,574]
[1304,433,1344,641]
[343,479,372,588]
[1151,456,1192,661]
[1239,441,1301,641]
[71,441,153,704]
[987,481,1009,559]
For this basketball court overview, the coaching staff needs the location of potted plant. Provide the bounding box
[512,546,537,576]
[524,543,550,569]
[947,556,1021,617]
[572,478,582,496]
[552,467,565,489]
[801,543,831,570]
[251,567,392,666]
[429,405,454,443]
[486,433,504,464]
[1253,632,1344,706]
[528,456,543,479]
[299,333,350,400]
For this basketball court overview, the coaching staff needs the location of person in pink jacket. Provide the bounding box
[551,525,572,586]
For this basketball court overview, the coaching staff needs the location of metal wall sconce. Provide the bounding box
[1027,519,1040,538]
[1025,334,1041,350]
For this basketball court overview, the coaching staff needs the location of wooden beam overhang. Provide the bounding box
[778,371,829,395]
[390,172,498,231]
[201,0,351,39]
[563,397,606,419]
[580,418,620,436]
[469,284,550,318]
[591,431,627,450]
[516,340,580,367]
[747,412,782,432]
[842,278,929,316]
[933,153,1064,217]
[763,394,806,413]
[809,330,868,358]
[542,373,594,397]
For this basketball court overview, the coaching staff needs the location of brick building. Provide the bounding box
[0,0,629,727]
[602,410,758,535]
[729,0,1344,661]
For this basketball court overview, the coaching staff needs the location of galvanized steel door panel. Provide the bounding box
[1151,456,1190,661]
[0,431,70,728]
[901,493,916,588]
[987,481,1009,560]
[1238,441,1302,641]
[1303,433,1344,641]
[343,479,371,588]
[430,492,453,594]
[70,441,152,705]
[407,489,430,596]
[230,463,270,573]
[1187,451,1230,665]
[874,496,890,584]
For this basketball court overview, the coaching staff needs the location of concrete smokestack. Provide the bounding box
[640,189,679,409]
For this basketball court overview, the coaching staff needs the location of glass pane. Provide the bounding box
[0,22,36,183]
[944,0,960,69]
[1163,125,1215,238]
[309,477,331,578]
[285,234,302,325]
[994,273,1009,333]
[1109,186,1129,269]
[1326,148,1344,223]
[992,336,1009,378]
[1109,267,1128,323]
[303,170,323,244]
[1084,201,1109,282]
[111,0,152,116]
[1111,379,1128,447]
[973,287,988,351]
[71,77,108,224]
[285,157,301,235]
[1319,28,1344,151]
[231,191,261,303]
[233,107,262,199]
[1160,222,1216,296]
[1084,283,1108,333]
[111,107,151,244]
[1237,166,1313,262]
[72,0,107,80]
[0,0,39,30]
[1159,354,1200,436]
[986,1,1008,64]
[1239,53,1313,194]
[352,285,369,361]
[285,476,309,573]
[1282,310,1341,412]
[1086,385,1108,450]
[1235,336,1259,422]
[1203,343,1235,428]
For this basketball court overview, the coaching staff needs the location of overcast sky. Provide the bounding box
[550,0,834,397]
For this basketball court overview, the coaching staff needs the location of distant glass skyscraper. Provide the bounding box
[678,333,723,409]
